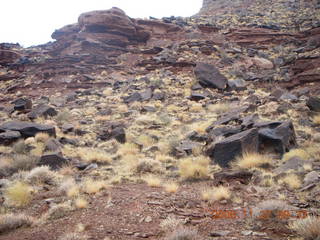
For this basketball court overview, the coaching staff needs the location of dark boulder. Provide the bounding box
[61,123,74,133]
[98,124,126,143]
[208,128,259,167]
[123,92,142,103]
[11,98,32,111]
[214,170,253,184]
[27,104,58,119]
[38,153,68,170]
[0,130,21,145]
[194,62,228,89]
[257,121,297,155]
[0,121,56,138]
[307,97,320,112]
[140,88,153,101]
[189,92,206,101]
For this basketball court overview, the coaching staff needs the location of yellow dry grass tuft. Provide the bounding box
[5,181,33,207]
[144,175,162,187]
[74,198,88,209]
[312,114,320,125]
[118,142,140,156]
[0,213,34,234]
[77,148,112,164]
[179,157,210,180]
[136,134,156,148]
[234,152,272,169]
[207,102,231,114]
[164,182,179,193]
[289,216,320,240]
[35,132,50,143]
[201,186,231,202]
[282,149,310,161]
[82,179,107,194]
[280,174,302,190]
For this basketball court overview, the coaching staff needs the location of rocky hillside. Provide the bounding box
[0,1,320,240]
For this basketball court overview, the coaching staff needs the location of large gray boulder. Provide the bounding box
[194,62,227,89]
[0,121,56,138]
[208,128,259,167]
[0,130,21,145]
[256,121,296,155]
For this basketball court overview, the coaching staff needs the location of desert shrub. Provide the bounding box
[179,157,210,180]
[289,216,320,240]
[0,214,33,234]
[5,181,33,207]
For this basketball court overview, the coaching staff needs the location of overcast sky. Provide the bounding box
[0,0,202,47]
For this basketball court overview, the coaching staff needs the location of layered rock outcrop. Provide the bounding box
[50,7,181,57]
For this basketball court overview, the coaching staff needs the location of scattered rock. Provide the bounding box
[209,230,231,237]
[214,170,253,184]
[227,79,247,90]
[27,104,58,119]
[257,121,297,155]
[252,57,274,69]
[44,138,62,152]
[194,62,228,89]
[0,130,21,145]
[38,153,68,170]
[189,92,206,101]
[61,123,74,133]
[208,128,259,167]
[11,98,32,111]
[303,171,320,185]
[307,97,320,112]
[0,121,56,138]
[98,124,126,143]
[275,157,306,173]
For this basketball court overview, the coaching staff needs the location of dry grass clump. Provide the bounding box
[279,174,302,190]
[164,182,179,193]
[56,111,72,123]
[25,166,59,185]
[5,181,33,207]
[82,179,107,194]
[189,103,203,112]
[136,134,156,148]
[144,175,162,187]
[59,178,79,197]
[0,146,12,154]
[45,202,73,220]
[11,154,38,171]
[58,232,89,240]
[312,114,320,125]
[207,102,231,114]
[289,216,320,240]
[135,158,161,174]
[201,186,231,202]
[77,148,112,164]
[0,213,34,234]
[165,226,198,240]
[118,142,140,156]
[234,152,272,169]
[74,197,88,209]
[179,157,210,180]
[35,132,50,143]
[253,200,293,219]
[158,142,172,155]
[12,140,28,154]
[282,149,310,161]
[160,215,184,232]
[191,121,213,134]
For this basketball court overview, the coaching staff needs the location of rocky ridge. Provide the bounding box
[0,1,320,240]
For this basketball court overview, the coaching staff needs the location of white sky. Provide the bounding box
[0,0,202,47]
